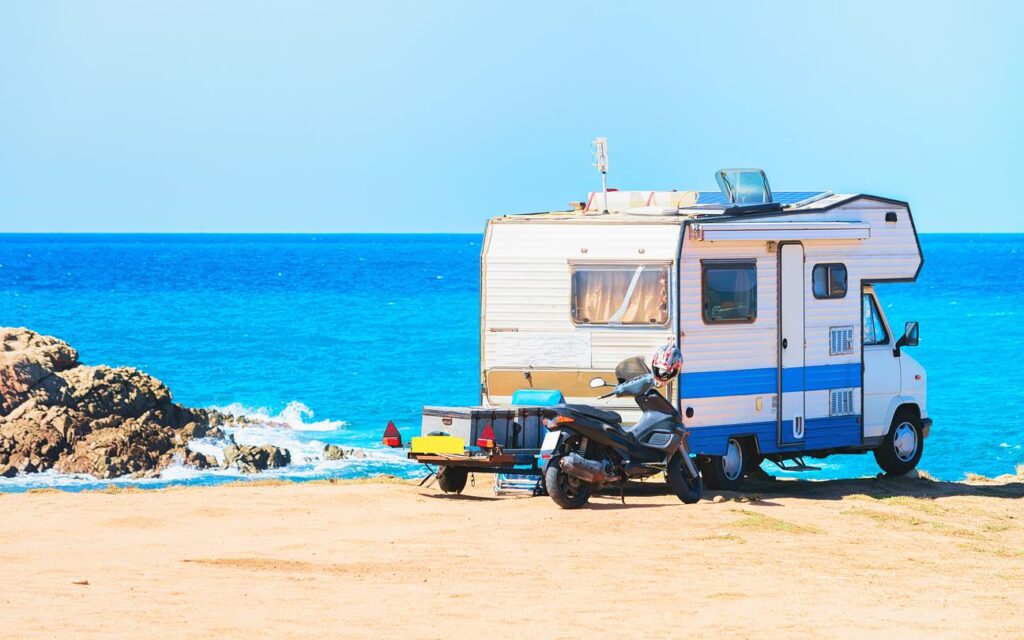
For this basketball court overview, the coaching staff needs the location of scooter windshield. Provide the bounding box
[615,356,651,383]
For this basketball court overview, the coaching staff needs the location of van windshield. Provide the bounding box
[863,294,889,345]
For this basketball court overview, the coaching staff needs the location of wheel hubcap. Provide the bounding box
[893,422,918,462]
[722,439,743,481]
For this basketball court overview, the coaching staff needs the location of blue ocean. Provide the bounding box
[0,233,1021,491]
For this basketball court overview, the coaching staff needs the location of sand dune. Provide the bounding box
[1,474,1021,639]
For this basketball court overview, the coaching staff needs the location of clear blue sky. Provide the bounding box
[1,1,1022,232]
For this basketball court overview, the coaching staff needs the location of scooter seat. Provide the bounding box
[563,404,623,425]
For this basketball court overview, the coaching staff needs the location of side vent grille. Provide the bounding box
[646,432,673,448]
[830,326,854,356]
[830,388,855,417]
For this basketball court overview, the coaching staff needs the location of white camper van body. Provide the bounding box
[479,190,928,469]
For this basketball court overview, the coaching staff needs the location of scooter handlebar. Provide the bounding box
[597,373,654,400]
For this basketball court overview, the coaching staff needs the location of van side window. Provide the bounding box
[702,261,757,323]
[862,294,889,345]
[813,264,847,299]
[571,264,669,326]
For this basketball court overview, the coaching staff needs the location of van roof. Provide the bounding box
[489,191,907,225]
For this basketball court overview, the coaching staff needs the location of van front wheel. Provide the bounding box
[874,409,924,476]
[699,437,746,491]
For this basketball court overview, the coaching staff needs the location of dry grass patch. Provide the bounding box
[95,485,143,494]
[1016,463,1024,478]
[709,592,747,600]
[222,475,412,489]
[844,493,876,502]
[877,495,948,516]
[695,531,747,544]
[958,542,1024,559]
[730,509,822,534]
[843,507,980,538]
[964,472,993,482]
[843,507,925,527]
[980,521,1015,533]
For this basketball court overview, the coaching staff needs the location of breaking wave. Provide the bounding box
[0,400,420,493]
[212,400,346,432]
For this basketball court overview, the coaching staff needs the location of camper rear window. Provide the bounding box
[570,264,669,326]
[702,261,757,323]
[813,264,848,299]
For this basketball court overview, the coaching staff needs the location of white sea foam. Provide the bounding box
[0,400,419,492]
[213,401,346,432]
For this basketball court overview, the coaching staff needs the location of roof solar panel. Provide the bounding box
[695,191,829,206]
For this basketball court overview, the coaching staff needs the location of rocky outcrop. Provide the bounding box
[223,444,291,473]
[0,327,290,479]
[323,444,368,461]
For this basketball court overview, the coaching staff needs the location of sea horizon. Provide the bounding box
[2,232,1021,491]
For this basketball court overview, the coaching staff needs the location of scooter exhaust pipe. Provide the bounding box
[559,452,610,484]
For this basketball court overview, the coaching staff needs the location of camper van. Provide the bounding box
[478,169,929,490]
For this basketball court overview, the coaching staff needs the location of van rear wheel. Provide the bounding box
[700,437,746,491]
[437,466,468,493]
[874,409,924,476]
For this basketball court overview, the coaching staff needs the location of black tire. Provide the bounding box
[699,437,746,491]
[544,462,592,509]
[874,409,924,476]
[665,452,703,504]
[437,466,468,494]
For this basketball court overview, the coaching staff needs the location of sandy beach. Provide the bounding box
[1,474,1021,639]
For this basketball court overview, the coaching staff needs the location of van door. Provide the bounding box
[778,243,806,446]
[862,290,901,439]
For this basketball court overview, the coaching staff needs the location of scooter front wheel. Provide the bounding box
[544,463,593,509]
[666,452,703,504]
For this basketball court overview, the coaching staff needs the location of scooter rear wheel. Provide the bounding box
[545,463,592,509]
[666,452,703,504]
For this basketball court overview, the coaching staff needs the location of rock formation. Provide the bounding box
[0,327,290,479]
[323,444,368,461]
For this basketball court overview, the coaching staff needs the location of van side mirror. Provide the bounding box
[894,321,919,356]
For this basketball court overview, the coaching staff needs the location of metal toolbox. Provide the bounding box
[421,406,516,448]
[421,405,548,451]
[509,406,547,451]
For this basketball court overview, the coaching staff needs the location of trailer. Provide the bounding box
[395,166,930,493]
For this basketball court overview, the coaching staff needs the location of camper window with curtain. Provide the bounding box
[813,264,848,299]
[702,261,757,323]
[571,264,669,326]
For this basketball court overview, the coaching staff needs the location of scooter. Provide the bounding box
[539,356,703,508]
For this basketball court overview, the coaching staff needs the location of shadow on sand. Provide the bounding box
[607,472,1024,503]
[414,471,1023,507]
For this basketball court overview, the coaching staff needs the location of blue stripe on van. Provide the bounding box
[687,415,862,456]
[680,363,860,399]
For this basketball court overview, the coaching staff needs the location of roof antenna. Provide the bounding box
[592,137,609,213]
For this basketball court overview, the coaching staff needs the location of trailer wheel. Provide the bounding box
[700,437,746,491]
[544,463,592,509]
[874,409,924,476]
[437,466,468,494]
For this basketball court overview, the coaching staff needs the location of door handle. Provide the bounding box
[782,338,788,349]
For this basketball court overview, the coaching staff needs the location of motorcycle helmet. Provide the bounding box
[651,340,682,382]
